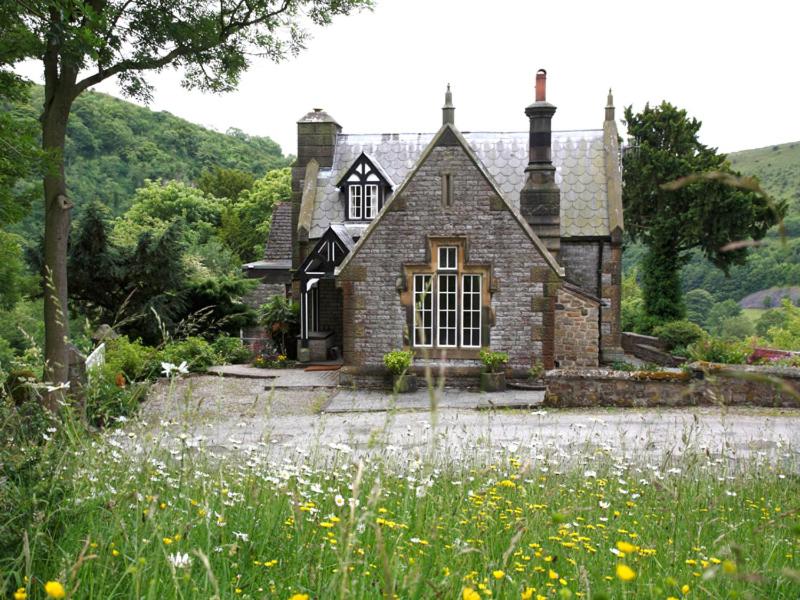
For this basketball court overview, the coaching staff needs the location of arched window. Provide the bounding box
[337,153,392,222]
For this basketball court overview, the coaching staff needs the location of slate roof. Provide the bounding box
[264,202,293,261]
[309,130,610,239]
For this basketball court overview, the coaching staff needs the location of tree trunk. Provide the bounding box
[41,86,73,410]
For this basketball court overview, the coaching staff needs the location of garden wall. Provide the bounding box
[544,364,800,408]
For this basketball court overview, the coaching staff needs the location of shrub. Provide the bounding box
[687,337,749,364]
[718,315,755,340]
[212,335,252,364]
[383,349,413,375]
[528,360,545,380]
[158,336,217,372]
[85,366,149,426]
[259,295,299,355]
[653,320,706,353]
[103,336,160,383]
[479,348,508,373]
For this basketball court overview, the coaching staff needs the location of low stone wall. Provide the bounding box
[544,364,800,408]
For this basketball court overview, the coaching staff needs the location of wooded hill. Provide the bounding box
[624,140,800,303]
[19,85,291,218]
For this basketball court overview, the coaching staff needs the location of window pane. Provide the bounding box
[438,246,457,270]
[461,274,481,347]
[438,274,457,346]
[413,275,433,347]
[365,185,378,219]
[349,186,362,219]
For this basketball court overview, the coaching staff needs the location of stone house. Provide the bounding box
[244,70,624,379]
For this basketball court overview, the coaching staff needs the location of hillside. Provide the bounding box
[20,85,291,216]
[624,140,800,304]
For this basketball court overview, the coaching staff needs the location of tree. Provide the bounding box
[685,289,715,329]
[220,167,290,261]
[622,102,783,327]
[197,167,255,200]
[707,299,742,334]
[0,0,369,399]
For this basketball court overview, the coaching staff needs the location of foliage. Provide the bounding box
[0,230,31,310]
[84,367,149,427]
[253,354,293,369]
[687,337,750,364]
[766,300,800,350]
[652,320,706,353]
[528,360,545,380]
[197,167,255,200]
[479,348,509,373]
[220,168,291,261]
[211,336,252,365]
[102,336,161,384]
[159,337,218,373]
[10,86,289,230]
[0,74,42,228]
[620,268,648,333]
[707,299,742,333]
[756,308,789,338]
[259,295,299,355]
[383,350,413,375]
[717,315,755,341]
[685,289,715,328]
[622,102,784,323]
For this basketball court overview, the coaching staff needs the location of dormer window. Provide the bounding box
[337,153,393,222]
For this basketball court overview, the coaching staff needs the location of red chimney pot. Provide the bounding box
[535,69,547,102]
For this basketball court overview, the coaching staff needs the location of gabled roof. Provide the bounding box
[308,129,611,239]
[264,202,293,261]
[298,223,356,277]
[334,152,396,189]
[336,122,564,278]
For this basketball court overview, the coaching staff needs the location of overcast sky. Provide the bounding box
[17,0,800,157]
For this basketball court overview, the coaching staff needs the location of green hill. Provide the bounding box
[20,85,291,216]
[729,141,800,206]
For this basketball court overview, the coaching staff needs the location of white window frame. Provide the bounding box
[438,246,457,271]
[413,274,433,348]
[364,184,379,219]
[461,274,482,348]
[348,186,362,220]
[437,273,458,347]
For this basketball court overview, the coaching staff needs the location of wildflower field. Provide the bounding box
[2,394,800,599]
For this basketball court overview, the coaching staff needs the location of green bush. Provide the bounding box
[652,320,706,353]
[259,295,299,355]
[103,336,160,383]
[159,336,217,372]
[383,349,413,375]
[687,337,750,364]
[479,348,509,373]
[211,335,252,364]
[85,366,149,426]
[718,315,755,340]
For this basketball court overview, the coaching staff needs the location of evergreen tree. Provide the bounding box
[622,102,783,328]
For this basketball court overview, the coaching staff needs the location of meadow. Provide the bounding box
[2,385,799,600]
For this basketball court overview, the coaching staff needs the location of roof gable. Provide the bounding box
[336,123,564,277]
[334,152,395,189]
[299,224,355,276]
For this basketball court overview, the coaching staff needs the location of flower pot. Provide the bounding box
[392,373,418,393]
[480,371,506,392]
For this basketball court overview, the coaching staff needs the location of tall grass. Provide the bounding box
[2,383,799,599]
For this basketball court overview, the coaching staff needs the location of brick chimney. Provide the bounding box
[519,70,561,257]
[292,108,341,268]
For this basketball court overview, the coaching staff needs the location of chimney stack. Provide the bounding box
[519,69,561,257]
[442,84,455,125]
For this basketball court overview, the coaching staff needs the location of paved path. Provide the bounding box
[323,388,544,412]
[132,376,800,466]
[206,365,339,387]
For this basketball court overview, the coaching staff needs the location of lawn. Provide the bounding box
[3,407,799,600]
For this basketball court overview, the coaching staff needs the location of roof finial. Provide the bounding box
[442,83,455,126]
[605,88,615,121]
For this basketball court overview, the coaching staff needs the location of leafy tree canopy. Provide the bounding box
[198,167,255,200]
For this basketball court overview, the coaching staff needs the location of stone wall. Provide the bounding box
[554,286,599,367]
[338,141,558,372]
[560,241,600,293]
[600,240,623,361]
[544,365,800,408]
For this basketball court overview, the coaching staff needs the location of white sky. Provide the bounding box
[17,0,800,156]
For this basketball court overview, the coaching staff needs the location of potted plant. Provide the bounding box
[480,348,508,392]
[383,349,417,393]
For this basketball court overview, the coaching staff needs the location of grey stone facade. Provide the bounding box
[338,138,553,373]
[560,241,601,293]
